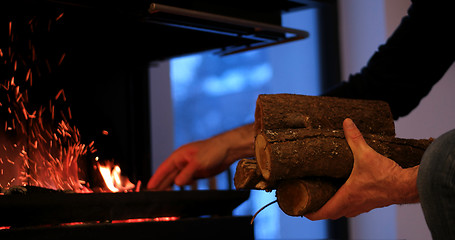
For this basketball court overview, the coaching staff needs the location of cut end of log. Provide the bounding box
[255,134,271,180]
[276,180,310,216]
[254,98,264,135]
[234,158,273,190]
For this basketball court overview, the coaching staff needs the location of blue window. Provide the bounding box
[168,8,327,239]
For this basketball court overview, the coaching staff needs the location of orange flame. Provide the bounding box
[97,160,135,192]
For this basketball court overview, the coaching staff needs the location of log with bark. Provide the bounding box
[234,94,433,216]
[234,158,271,190]
[255,128,432,183]
[236,134,431,216]
[254,94,396,137]
[276,178,343,216]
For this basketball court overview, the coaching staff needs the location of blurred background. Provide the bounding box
[150,0,455,239]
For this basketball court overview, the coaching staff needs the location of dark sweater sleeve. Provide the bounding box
[324,0,455,120]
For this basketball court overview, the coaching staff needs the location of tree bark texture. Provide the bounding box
[255,129,432,182]
[254,94,396,137]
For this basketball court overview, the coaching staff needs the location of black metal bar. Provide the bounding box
[149,3,309,36]
[317,0,342,93]
[0,190,250,227]
[0,216,254,240]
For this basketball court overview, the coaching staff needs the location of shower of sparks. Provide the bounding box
[0,13,95,193]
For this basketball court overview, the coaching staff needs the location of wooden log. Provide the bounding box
[245,93,434,216]
[254,94,396,137]
[234,158,273,190]
[386,137,433,168]
[233,158,343,215]
[276,178,342,216]
[255,128,432,182]
[274,137,432,216]
[233,134,431,190]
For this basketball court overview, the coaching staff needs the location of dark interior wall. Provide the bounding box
[1,2,152,183]
[317,1,342,93]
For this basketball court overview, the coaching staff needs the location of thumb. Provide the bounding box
[343,118,368,153]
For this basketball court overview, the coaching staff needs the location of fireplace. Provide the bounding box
[1,0,313,184]
[0,0,329,239]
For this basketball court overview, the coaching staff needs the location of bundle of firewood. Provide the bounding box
[234,94,432,216]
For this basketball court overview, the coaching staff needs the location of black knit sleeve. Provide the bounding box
[324,0,455,120]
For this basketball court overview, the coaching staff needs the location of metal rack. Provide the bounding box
[148,3,309,55]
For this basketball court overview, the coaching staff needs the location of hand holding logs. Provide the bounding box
[234,94,432,216]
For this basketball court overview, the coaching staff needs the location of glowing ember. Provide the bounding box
[58,217,180,226]
[111,217,180,223]
[0,217,180,230]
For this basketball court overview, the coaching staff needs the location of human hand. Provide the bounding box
[147,124,255,190]
[146,137,230,190]
[305,118,419,220]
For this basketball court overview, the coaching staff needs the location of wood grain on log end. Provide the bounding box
[276,178,341,216]
[234,158,273,190]
[255,134,271,181]
[276,180,310,216]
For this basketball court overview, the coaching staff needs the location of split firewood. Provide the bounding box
[234,93,434,217]
[255,128,432,183]
[232,159,343,216]
[234,134,431,215]
[274,136,433,216]
[254,94,396,137]
[233,159,344,217]
[233,158,272,190]
[276,178,343,216]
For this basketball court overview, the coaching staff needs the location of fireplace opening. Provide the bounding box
[0,0,335,239]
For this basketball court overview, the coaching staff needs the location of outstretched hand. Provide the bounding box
[147,124,255,190]
[147,138,230,190]
[305,118,420,220]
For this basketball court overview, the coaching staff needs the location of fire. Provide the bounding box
[97,159,135,192]
[0,14,115,193]
[0,14,84,191]
[0,11,143,194]
[0,11,182,234]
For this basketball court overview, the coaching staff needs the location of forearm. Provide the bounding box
[324,1,455,120]
[214,123,255,165]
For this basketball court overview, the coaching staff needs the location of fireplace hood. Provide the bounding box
[2,0,320,60]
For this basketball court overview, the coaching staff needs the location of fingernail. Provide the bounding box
[344,118,355,128]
